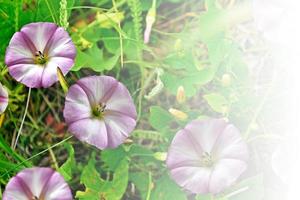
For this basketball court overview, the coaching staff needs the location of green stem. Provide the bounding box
[39,91,60,122]
[137,67,145,122]
[152,0,157,9]
[13,88,31,150]
[146,172,152,200]
[48,144,59,170]
[14,0,19,31]
[112,0,124,68]
[137,68,157,122]
[244,72,277,139]
[131,153,154,157]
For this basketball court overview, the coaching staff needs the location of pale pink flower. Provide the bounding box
[5,22,76,88]
[3,167,72,200]
[63,76,137,149]
[166,119,249,194]
[0,83,8,114]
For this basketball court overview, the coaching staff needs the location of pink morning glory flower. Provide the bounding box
[0,83,8,114]
[5,22,76,88]
[63,75,137,149]
[3,167,72,200]
[166,119,249,194]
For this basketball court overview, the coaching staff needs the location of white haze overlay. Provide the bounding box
[252,0,300,199]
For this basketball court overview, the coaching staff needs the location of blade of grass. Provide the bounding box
[44,0,58,23]
[0,135,73,178]
[0,135,31,167]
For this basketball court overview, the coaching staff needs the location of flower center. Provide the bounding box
[92,103,106,119]
[34,51,48,65]
[200,152,214,167]
[31,195,45,200]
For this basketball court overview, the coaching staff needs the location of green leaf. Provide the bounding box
[199,1,251,41]
[129,172,150,200]
[73,45,120,72]
[101,146,127,171]
[100,29,121,54]
[162,67,215,97]
[123,22,143,60]
[197,2,226,41]
[203,93,228,113]
[76,156,129,200]
[150,174,187,200]
[140,0,163,11]
[149,106,173,131]
[164,53,195,71]
[58,143,75,181]
[128,144,157,164]
[76,156,104,200]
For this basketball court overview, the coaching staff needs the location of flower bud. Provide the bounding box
[174,39,184,57]
[124,138,133,144]
[221,73,232,87]
[144,0,156,43]
[57,67,69,94]
[0,113,5,128]
[169,108,188,120]
[176,86,186,104]
[250,122,259,131]
[79,37,92,49]
[74,19,87,29]
[154,152,167,161]
[221,105,229,115]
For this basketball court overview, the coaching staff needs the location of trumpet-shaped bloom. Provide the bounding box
[63,75,137,149]
[5,22,76,88]
[0,83,8,114]
[3,167,72,200]
[166,119,249,194]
